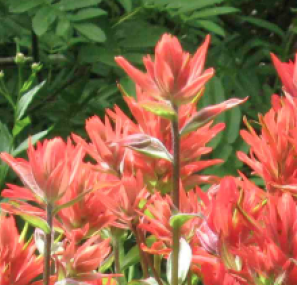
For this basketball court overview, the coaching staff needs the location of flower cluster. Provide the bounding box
[0,33,296,285]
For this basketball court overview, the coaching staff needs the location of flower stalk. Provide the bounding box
[43,203,53,285]
[171,105,180,285]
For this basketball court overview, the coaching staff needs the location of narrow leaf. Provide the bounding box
[240,16,285,38]
[70,8,107,21]
[196,20,225,37]
[167,238,192,285]
[180,97,248,136]
[114,134,173,162]
[12,116,31,137]
[176,0,224,14]
[9,0,44,13]
[56,0,102,11]
[121,245,140,271]
[189,7,239,20]
[16,81,46,120]
[140,100,177,120]
[20,214,50,234]
[13,127,54,156]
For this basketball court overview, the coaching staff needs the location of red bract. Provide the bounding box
[57,164,116,237]
[271,53,297,97]
[0,215,43,285]
[73,115,132,176]
[96,171,149,228]
[0,138,83,204]
[115,34,214,105]
[109,89,224,191]
[56,235,111,281]
[139,184,205,253]
[237,99,297,193]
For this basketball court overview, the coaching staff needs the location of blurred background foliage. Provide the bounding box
[0,0,296,187]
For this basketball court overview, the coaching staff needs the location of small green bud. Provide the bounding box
[0,70,4,79]
[31,62,42,73]
[15,53,26,64]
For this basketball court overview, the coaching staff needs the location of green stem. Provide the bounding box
[112,233,125,285]
[171,105,180,285]
[131,224,149,278]
[0,80,15,110]
[138,228,164,285]
[43,204,53,285]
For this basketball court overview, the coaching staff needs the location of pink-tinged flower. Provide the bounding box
[73,114,134,176]
[107,88,224,192]
[271,53,297,97]
[115,34,214,105]
[0,138,83,204]
[57,164,117,237]
[55,235,112,281]
[139,185,205,253]
[96,171,149,229]
[0,215,43,285]
[237,99,297,193]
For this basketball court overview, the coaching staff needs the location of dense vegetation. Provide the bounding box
[0,0,296,185]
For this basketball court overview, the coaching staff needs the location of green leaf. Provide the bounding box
[12,116,31,137]
[16,81,46,120]
[53,188,92,215]
[195,20,225,36]
[225,107,241,144]
[9,0,44,13]
[240,16,285,38]
[167,238,192,285]
[56,17,71,36]
[116,0,133,12]
[121,245,140,271]
[20,214,50,234]
[115,134,173,162]
[57,0,102,11]
[140,100,177,120]
[13,127,53,156]
[70,8,107,21]
[189,7,239,20]
[74,23,106,42]
[32,7,57,36]
[0,121,12,152]
[176,0,224,14]
[170,213,204,230]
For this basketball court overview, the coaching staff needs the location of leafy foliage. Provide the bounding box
[0,0,295,182]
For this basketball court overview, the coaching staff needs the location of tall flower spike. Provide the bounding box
[115,34,214,105]
[0,138,83,204]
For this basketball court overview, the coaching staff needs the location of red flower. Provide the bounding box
[237,100,297,193]
[0,215,43,285]
[0,138,83,204]
[115,34,214,105]
[57,163,117,237]
[271,53,297,97]
[55,235,111,281]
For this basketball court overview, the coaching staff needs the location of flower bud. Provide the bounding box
[15,53,26,64]
[31,62,42,73]
[0,70,4,79]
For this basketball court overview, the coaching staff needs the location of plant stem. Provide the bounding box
[112,233,125,285]
[131,224,149,278]
[171,105,180,285]
[137,227,163,285]
[43,203,53,285]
